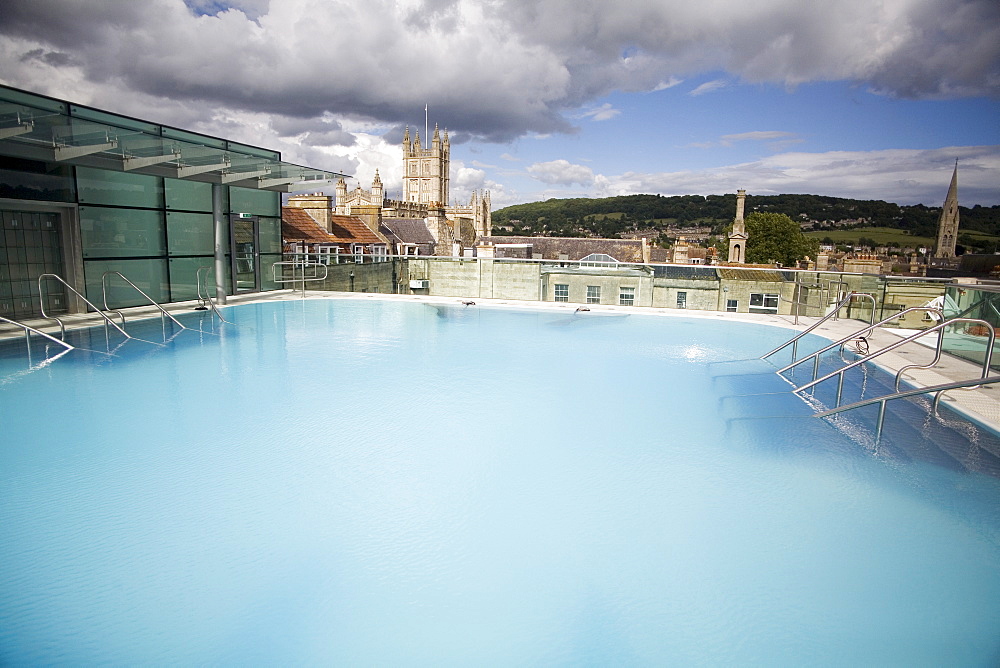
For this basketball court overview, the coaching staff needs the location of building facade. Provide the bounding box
[0,84,342,319]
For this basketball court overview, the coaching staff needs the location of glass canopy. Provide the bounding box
[0,84,349,192]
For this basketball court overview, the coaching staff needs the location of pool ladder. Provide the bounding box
[767,303,1000,443]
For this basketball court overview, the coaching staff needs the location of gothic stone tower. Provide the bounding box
[934,162,960,259]
[728,189,748,264]
[403,124,450,206]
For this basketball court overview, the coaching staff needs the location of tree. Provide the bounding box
[743,212,820,266]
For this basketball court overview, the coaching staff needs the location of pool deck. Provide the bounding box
[4,289,1000,432]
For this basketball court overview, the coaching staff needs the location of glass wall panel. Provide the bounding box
[166,212,214,256]
[0,86,68,113]
[70,105,160,133]
[165,178,212,212]
[168,257,219,302]
[162,127,226,148]
[0,156,75,202]
[84,258,168,308]
[260,254,283,291]
[80,206,165,258]
[229,186,279,217]
[227,142,279,160]
[77,166,163,209]
[258,216,282,254]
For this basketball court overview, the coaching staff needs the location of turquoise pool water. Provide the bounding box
[1,299,999,664]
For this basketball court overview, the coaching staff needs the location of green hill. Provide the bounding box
[492,194,1000,252]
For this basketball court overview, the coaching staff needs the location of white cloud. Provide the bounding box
[595,145,1000,206]
[652,77,683,91]
[578,103,621,121]
[689,79,728,96]
[526,159,597,186]
[720,131,798,143]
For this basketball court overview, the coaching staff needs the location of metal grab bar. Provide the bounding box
[813,374,1000,444]
[195,266,232,324]
[38,273,133,341]
[101,271,190,332]
[762,291,863,362]
[272,261,328,297]
[795,317,995,406]
[0,314,75,357]
[196,266,214,309]
[778,305,943,378]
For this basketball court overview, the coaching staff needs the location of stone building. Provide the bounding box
[934,162,960,260]
[305,122,491,256]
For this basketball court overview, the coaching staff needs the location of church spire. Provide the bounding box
[934,161,960,259]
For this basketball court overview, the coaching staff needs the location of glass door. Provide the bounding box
[230,215,259,293]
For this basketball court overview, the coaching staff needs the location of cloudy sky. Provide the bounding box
[1,0,998,208]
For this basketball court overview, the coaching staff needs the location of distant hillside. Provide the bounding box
[491,193,1000,251]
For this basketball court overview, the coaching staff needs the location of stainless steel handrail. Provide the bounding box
[778,305,943,378]
[101,271,190,332]
[813,374,1000,444]
[795,317,995,407]
[195,266,232,324]
[762,291,861,362]
[196,266,214,308]
[38,273,133,341]
[0,314,75,354]
[272,261,328,297]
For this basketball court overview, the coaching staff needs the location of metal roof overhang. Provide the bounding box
[0,91,349,192]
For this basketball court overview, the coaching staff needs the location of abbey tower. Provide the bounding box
[402,124,450,206]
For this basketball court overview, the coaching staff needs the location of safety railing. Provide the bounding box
[794,317,994,408]
[777,305,943,384]
[38,273,134,342]
[272,260,329,297]
[101,271,190,333]
[813,374,1000,444]
[762,291,865,363]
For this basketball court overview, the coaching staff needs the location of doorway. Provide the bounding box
[230,214,259,293]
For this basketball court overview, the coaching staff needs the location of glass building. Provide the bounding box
[0,84,345,319]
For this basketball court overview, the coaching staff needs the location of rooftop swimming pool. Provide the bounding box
[2,298,999,664]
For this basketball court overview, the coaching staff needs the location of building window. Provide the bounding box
[726,299,738,312]
[580,253,618,267]
[676,291,687,309]
[586,286,601,303]
[554,284,569,302]
[619,286,635,306]
[352,244,364,263]
[749,292,779,314]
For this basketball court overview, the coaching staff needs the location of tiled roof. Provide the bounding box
[381,218,435,245]
[652,265,719,280]
[282,207,337,243]
[717,268,785,282]
[328,214,385,244]
[487,236,646,262]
